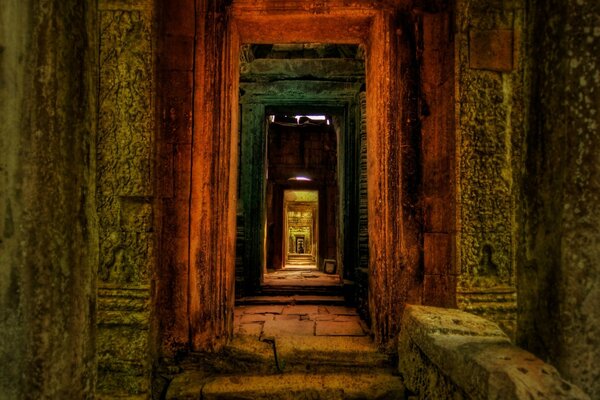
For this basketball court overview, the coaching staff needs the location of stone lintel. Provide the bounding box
[239,81,362,103]
[240,58,365,82]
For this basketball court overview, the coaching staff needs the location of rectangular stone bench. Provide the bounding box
[398,305,590,399]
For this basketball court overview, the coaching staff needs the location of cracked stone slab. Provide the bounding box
[201,372,405,400]
[315,320,366,336]
[282,305,319,315]
[262,319,314,337]
[238,323,263,337]
[242,305,284,315]
[323,306,358,315]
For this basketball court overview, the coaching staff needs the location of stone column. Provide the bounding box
[455,0,524,339]
[239,103,267,294]
[96,0,157,396]
[188,0,238,350]
[0,0,97,398]
[367,11,422,346]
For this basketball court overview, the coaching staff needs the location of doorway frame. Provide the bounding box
[188,1,424,349]
[282,190,319,268]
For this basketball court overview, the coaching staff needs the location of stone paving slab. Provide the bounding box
[240,314,273,323]
[242,305,284,315]
[313,314,336,321]
[235,304,368,338]
[282,305,319,315]
[262,319,314,337]
[238,323,263,337]
[273,314,301,321]
[315,320,365,336]
[323,306,358,315]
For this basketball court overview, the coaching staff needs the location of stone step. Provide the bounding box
[236,295,346,305]
[166,370,406,400]
[179,335,390,375]
[257,285,344,297]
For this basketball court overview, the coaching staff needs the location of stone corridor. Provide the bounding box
[1,0,599,399]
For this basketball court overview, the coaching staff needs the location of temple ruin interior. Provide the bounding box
[0,0,598,399]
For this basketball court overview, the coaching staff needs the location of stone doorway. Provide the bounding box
[234,44,364,302]
[283,190,319,268]
[155,0,456,356]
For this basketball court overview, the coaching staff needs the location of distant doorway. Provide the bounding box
[283,190,318,268]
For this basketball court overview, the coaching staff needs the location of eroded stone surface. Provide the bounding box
[243,305,284,315]
[455,0,522,339]
[96,4,156,397]
[0,1,97,398]
[282,305,319,315]
[262,320,315,337]
[520,0,600,397]
[201,373,405,400]
[315,320,365,336]
[399,305,590,399]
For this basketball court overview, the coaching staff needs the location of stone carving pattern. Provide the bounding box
[456,5,521,291]
[98,10,155,285]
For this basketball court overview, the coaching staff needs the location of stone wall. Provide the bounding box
[96,0,156,397]
[455,0,525,338]
[0,0,97,398]
[521,0,600,397]
[399,305,590,399]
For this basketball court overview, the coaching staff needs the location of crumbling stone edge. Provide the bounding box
[398,305,590,399]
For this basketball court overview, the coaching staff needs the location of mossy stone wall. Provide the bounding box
[521,0,600,397]
[0,0,98,397]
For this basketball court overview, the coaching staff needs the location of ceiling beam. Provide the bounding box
[240,58,365,82]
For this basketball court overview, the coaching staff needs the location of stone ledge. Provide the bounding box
[399,305,590,399]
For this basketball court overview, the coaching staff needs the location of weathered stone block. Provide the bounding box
[262,319,314,337]
[315,320,365,336]
[97,326,149,362]
[98,231,155,284]
[120,197,153,232]
[399,305,590,399]
[99,10,154,198]
[469,29,514,72]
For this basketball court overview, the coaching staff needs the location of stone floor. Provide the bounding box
[234,304,368,337]
[263,268,342,287]
[166,304,405,399]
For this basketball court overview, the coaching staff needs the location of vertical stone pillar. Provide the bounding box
[239,103,267,294]
[367,11,422,346]
[189,0,238,350]
[419,10,457,308]
[355,91,370,319]
[156,0,195,356]
[455,0,524,338]
[522,0,600,396]
[96,0,156,396]
[0,1,97,398]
